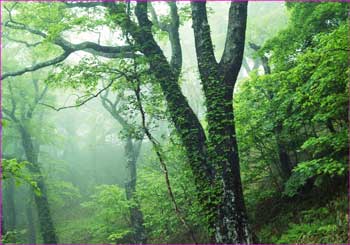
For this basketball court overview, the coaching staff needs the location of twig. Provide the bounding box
[39,78,118,111]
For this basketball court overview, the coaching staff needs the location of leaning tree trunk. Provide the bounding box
[119,4,217,236]
[129,37,217,239]
[19,126,57,244]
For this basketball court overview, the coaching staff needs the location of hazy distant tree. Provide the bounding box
[100,89,147,243]
[2,78,57,243]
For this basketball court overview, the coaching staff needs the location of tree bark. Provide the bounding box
[191,2,252,243]
[19,125,58,244]
[130,2,215,219]
[124,137,147,244]
[123,1,252,243]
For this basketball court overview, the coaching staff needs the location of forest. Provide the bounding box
[1,1,349,244]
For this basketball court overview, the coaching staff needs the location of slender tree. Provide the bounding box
[100,90,147,244]
[2,80,57,243]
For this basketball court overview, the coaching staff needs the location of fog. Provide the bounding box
[2,2,288,243]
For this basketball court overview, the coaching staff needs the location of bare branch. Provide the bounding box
[3,10,136,79]
[7,82,17,119]
[2,82,19,123]
[3,34,41,47]
[2,52,71,80]
[100,88,129,127]
[242,57,251,74]
[4,13,133,58]
[38,85,49,103]
[249,42,271,74]
[248,42,261,51]
[2,114,13,122]
[64,40,134,58]
[39,78,119,111]
[26,80,49,119]
[133,139,143,159]
[2,42,136,80]
[149,3,168,32]
[2,108,18,123]
[167,2,182,78]
[148,2,182,77]
[5,21,47,38]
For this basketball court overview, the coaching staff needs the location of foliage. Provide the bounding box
[46,55,166,140]
[258,194,348,244]
[262,2,348,71]
[2,158,40,195]
[236,2,348,199]
[2,158,29,181]
[236,4,348,244]
[80,185,131,243]
[48,180,82,210]
[136,136,208,243]
[1,1,348,244]
[1,229,28,244]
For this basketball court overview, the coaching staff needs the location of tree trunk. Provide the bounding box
[19,125,58,244]
[100,93,147,243]
[205,78,251,243]
[3,177,16,240]
[131,3,216,231]
[26,199,37,244]
[191,2,252,243]
[116,2,251,243]
[274,121,292,179]
[124,137,147,244]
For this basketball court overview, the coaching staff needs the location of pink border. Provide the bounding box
[0,0,350,2]
[0,0,349,245]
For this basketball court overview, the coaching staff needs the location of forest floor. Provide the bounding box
[251,177,348,244]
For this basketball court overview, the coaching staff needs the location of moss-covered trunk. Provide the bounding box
[204,77,251,243]
[118,2,251,243]
[19,126,57,244]
[191,2,251,243]
[132,5,216,231]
